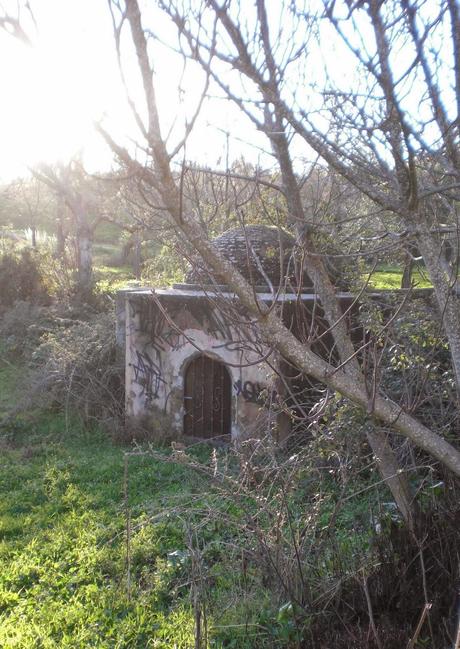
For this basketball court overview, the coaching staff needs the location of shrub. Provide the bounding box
[28,311,124,431]
[0,301,98,360]
[0,301,62,359]
[141,243,186,287]
[0,248,50,307]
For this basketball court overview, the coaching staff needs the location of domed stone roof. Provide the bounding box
[185,224,309,288]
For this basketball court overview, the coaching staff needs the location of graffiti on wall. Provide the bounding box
[133,295,263,357]
[142,300,188,353]
[234,379,279,406]
[130,299,183,352]
[234,379,264,404]
[156,327,188,353]
[204,308,234,341]
[130,350,166,400]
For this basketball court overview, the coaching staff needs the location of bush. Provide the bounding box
[0,301,95,360]
[0,248,50,307]
[27,311,124,432]
[0,301,64,359]
[141,243,186,287]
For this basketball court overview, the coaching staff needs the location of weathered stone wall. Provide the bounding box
[124,293,276,440]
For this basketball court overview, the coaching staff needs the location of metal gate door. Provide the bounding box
[184,355,231,438]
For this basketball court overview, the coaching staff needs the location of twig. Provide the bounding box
[406,602,432,649]
[454,622,460,649]
[361,572,383,649]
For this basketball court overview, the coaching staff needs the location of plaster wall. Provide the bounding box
[124,295,276,440]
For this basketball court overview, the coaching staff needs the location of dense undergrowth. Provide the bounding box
[1,249,459,648]
[1,372,460,647]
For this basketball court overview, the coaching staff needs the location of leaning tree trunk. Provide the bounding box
[365,426,415,529]
[266,102,416,525]
[100,0,460,524]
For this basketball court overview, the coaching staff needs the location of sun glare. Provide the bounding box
[0,1,126,179]
[0,0,282,181]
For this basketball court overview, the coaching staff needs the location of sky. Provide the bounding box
[0,1,124,179]
[0,1,451,183]
[0,0,272,182]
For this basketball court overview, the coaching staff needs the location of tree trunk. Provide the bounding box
[263,100,415,522]
[74,194,93,300]
[365,426,415,529]
[104,0,460,502]
[77,228,93,297]
[133,232,142,279]
[31,223,37,248]
[401,254,414,289]
[416,230,460,395]
[55,193,66,260]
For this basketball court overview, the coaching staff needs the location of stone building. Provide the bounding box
[116,225,353,441]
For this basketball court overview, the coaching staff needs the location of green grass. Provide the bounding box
[92,233,137,295]
[368,265,432,290]
[93,242,121,261]
[0,388,201,647]
[0,409,380,648]
[91,259,435,294]
[0,356,396,648]
[94,264,137,294]
[0,411,282,647]
[0,352,263,647]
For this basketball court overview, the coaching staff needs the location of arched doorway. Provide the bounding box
[184,355,231,438]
